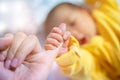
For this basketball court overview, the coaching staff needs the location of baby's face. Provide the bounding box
[54,8,97,44]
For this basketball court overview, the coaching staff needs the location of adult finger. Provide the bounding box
[25,43,63,80]
[0,37,12,51]
[5,32,27,69]
[0,33,14,61]
[10,35,41,68]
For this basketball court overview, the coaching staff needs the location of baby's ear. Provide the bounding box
[59,23,66,33]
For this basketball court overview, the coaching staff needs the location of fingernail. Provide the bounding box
[0,54,5,61]
[64,34,67,40]
[64,32,70,40]
[59,23,66,32]
[11,58,19,68]
[5,60,11,69]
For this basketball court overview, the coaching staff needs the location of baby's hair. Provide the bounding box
[48,3,82,16]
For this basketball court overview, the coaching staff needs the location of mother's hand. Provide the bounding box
[0,32,59,80]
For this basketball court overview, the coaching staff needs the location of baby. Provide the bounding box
[45,2,97,45]
[45,0,120,80]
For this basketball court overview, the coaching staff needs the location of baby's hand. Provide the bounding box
[45,23,71,57]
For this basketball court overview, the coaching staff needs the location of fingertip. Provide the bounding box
[0,38,12,51]
[4,59,11,69]
[63,31,71,40]
[0,54,5,61]
[59,23,66,33]
[4,37,12,46]
[10,58,19,68]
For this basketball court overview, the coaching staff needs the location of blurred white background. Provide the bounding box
[0,0,120,36]
[0,0,119,80]
[0,0,83,37]
[0,1,84,80]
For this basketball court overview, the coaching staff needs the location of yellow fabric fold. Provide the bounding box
[56,0,120,80]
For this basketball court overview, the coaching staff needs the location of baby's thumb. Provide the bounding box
[59,23,66,34]
[62,31,71,48]
[63,31,71,41]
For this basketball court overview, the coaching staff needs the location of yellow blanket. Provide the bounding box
[56,0,120,80]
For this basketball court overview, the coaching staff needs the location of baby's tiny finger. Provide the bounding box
[46,38,60,47]
[45,44,56,50]
[51,27,63,35]
[59,23,66,34]
[48,33,63,42]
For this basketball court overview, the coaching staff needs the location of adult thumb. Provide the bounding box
[0,37,12,51]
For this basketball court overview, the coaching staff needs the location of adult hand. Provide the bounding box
[0,32,60,80]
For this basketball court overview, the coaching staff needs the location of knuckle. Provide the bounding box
[46,38,52,42]
[52,27,57,32]
[45,44,56,50]
[58,34,63,39]
[51,33,56,38]
[48,33,53,38]
[16,32,26,37]
[51,38,58,44]
[45,45,51,50]
[28,35,38,41]
[53,27,57,30]
[7,52,14,60]
[52,27,62,33]
[45,38,51,44]
[5,33,14,38]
